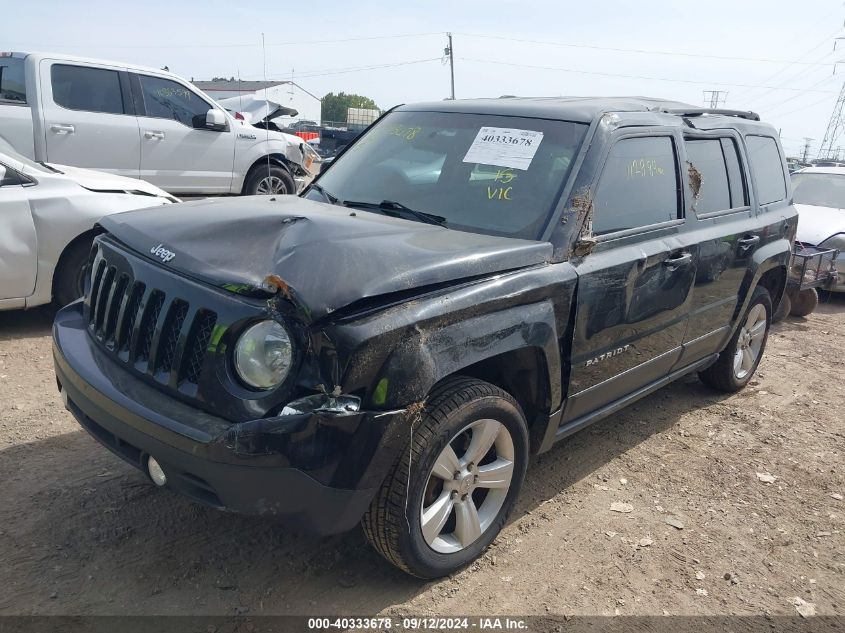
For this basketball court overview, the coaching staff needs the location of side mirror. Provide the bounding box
[205,109,227,131]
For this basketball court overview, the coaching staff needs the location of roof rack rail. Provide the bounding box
[659,107,760,121]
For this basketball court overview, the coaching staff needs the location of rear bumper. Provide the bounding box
[53,302,403,535]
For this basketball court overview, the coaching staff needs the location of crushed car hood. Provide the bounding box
[217,94,298,124]
[795,203,845,246]
[99,196,552,321]
[42,163,174,199]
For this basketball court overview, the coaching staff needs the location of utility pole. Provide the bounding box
[445,33,455,100]
[702,90,728,109]
[802,137,813,164]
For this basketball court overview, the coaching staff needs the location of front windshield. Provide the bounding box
[309,110,588,239]
[792,172,845,208]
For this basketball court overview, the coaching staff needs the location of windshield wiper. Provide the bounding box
[342,199,447,227]
[309,183,339,204]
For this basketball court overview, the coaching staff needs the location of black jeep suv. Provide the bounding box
[53,97,796,578]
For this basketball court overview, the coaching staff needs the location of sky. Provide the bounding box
[6,0,845,159]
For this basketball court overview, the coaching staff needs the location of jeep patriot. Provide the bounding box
[53,97,796,577]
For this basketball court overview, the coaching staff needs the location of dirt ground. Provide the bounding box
[0,295,843,618]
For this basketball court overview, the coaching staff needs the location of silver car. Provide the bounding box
[791,166,845,292]
[0,144,176,311]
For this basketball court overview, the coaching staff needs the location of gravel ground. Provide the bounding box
[0,295,843,617]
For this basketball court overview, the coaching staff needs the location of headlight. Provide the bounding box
[234,320,293,390]
[820,233,845,252]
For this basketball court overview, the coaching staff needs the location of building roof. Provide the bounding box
[193,80,291,91]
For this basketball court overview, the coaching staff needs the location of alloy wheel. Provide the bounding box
[420,419,515,554]
[733,303,767,379]
[255,176,288,195]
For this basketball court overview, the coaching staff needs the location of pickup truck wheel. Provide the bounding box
[243,164,295,195]
[54,238,93,308]
[362,377,528,578]
[789,288,818,317]
[699,286,771,392]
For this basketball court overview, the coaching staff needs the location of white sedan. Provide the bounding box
[791,166,845,292]
[1,144,177,311]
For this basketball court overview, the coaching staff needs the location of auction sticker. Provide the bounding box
[463,127,544,170]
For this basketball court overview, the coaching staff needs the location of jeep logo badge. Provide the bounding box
[150,244,176,263]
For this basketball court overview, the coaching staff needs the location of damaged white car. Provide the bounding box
[0,144,176,311]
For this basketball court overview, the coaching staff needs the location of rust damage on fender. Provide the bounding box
[569,187,597,258]
[687,161,703,208]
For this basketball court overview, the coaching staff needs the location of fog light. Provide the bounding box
[147,456,167,487]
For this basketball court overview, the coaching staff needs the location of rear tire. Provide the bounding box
[699,286,771,393]
[789,288,818,317]
[362,377,529,579]
[54,238,94,308]
[243,164,295,196]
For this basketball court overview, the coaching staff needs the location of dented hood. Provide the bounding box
[99,196,552,320]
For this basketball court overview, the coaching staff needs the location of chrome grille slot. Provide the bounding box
[103,273,130,346]
[117,282,145,354]
[136,290,165,363]
[93,266,116,334]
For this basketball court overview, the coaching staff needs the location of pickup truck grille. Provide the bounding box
[87,255,217,390]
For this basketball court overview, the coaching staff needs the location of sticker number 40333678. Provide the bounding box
[462,127,544,171]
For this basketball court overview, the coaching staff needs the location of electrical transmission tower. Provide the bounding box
[818,79,845,161]
[703,90,728,108]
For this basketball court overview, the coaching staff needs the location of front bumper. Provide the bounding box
[53,302,404,536]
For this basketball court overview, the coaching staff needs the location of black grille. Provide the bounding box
[181,310,217,385]
[137,291,165,363]
[156,300,188,374]
[85,247,219,393]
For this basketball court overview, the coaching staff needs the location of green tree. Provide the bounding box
[321,92,379,123]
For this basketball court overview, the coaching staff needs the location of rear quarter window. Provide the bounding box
[0,57,26,104]
[745,135,786,205]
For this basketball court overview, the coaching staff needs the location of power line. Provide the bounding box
[756,71,841,115]
[455,31,839,67]
[235,57,442,81]
[458,57,840,93]
[6,32,443,50]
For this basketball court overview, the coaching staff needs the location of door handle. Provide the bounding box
[50,123,75,135]
[663,252,692,270]
[144,130,165,140]
[738,235,760,251]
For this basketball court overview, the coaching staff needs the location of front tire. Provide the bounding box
[243,164,295,196]
[699,286,771,392]
[362,377,529,578]
[54,238,94,308]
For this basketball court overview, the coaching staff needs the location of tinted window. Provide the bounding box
[592,136,680,235]
[0,57,26,104]
[721,138,747,208]
[311,111,588,239]
[139,75,211,128]
[51,64,124,114]
[746,135,786,205]
[685,139,731,214]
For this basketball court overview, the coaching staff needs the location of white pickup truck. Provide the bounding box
[0,52,319,196]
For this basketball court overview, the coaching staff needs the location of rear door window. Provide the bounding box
[745,135,786,205]
[137,75,212,128]
[0,57,26,104]
[685,139,731,214]
[51,64,124,114]
[592,136,680,235]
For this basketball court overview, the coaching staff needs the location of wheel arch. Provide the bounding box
[51,227,102,301]
[241,154,295,194]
